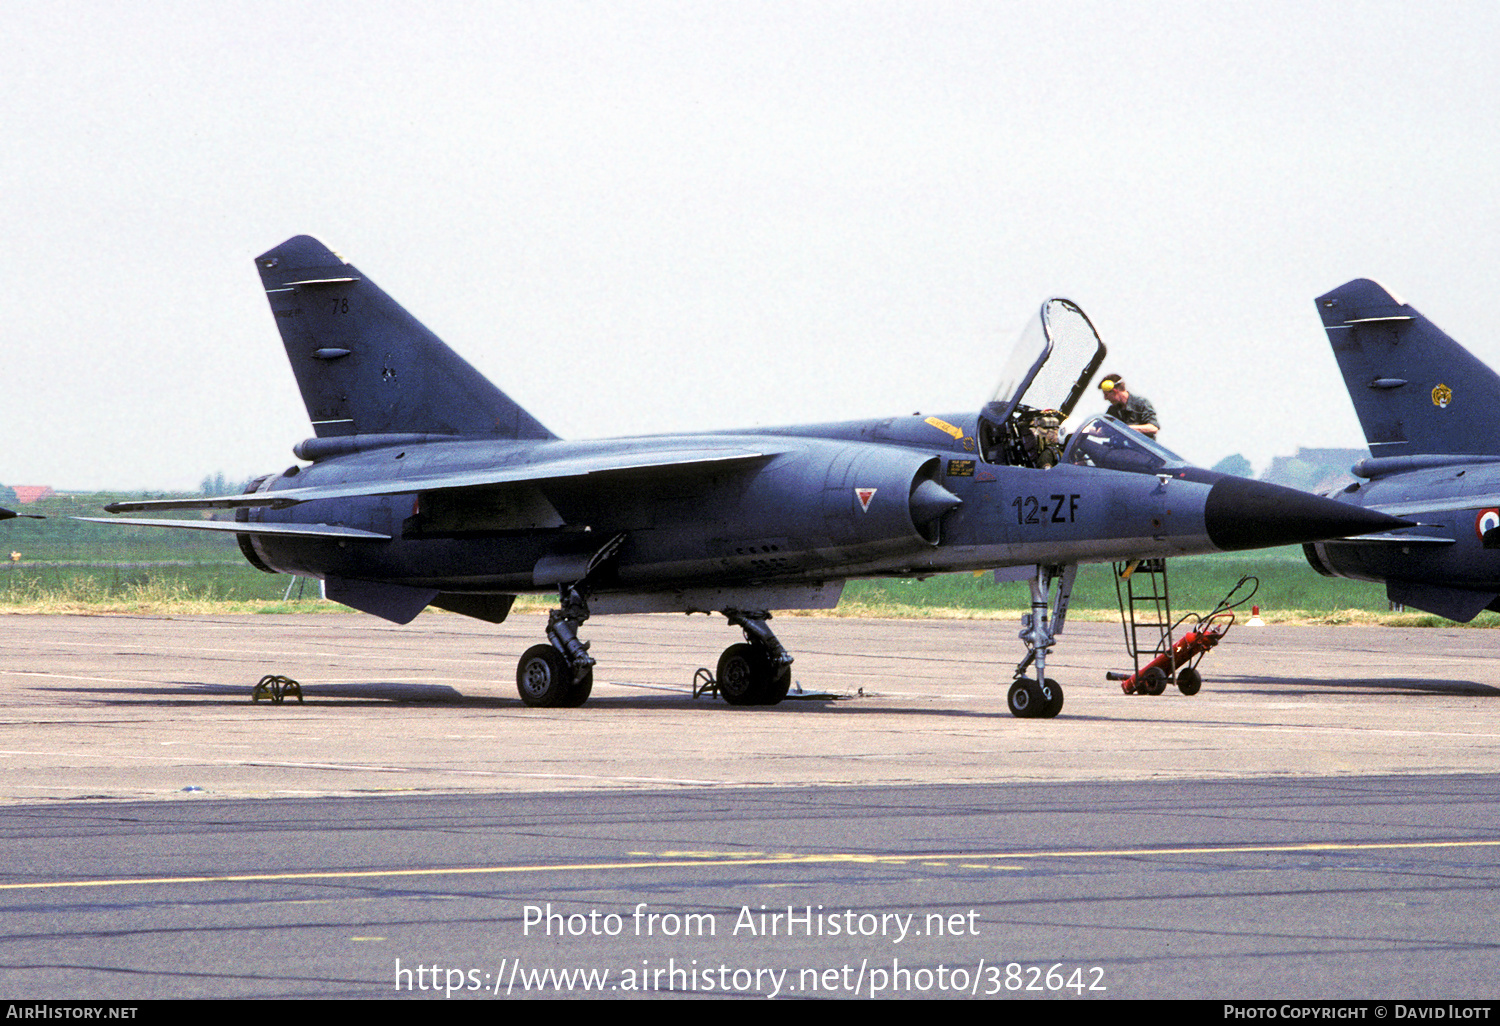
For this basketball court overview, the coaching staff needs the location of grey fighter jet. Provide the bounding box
[1304,279,1500,621]
[89,237,1404,717]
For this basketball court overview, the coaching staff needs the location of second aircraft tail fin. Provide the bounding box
[1316,279,1500,458]
[256,235,556,441]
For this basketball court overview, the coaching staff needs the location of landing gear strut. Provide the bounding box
[1008,563,1074,718]
[515,585,595,707]
[515,536,627,708]
[715,610,793,706]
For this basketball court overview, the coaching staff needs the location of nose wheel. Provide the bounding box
[1007,677,1064,718]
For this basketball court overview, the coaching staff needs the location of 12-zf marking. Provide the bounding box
[1012,494,1080,525]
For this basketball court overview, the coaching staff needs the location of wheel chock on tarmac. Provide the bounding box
[252,674,303,704]
[691,667,838,702]
[692,667,718,700]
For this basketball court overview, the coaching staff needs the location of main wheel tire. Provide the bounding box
[559,667,594,707]
[1039,677,1064,718]
[516,644,572,707]
[760,664,792,706]
[1007,678,1042,718]
[1142,667,1168,696]
[1176,666,1202,696]
[717,643,770,706]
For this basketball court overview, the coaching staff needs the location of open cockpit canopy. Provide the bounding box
[979,298,1108,466]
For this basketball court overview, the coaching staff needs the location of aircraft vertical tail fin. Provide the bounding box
[256,236,556,441]
[1316,279,1500,458]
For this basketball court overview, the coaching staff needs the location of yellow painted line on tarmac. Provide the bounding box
[3,838,1499,893]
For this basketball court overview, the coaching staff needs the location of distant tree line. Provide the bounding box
[1209,450,1365,492]
[200,472,254,497]
[1210,454,1253,478]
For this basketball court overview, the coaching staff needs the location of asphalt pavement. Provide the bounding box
[1,611,1497,1000]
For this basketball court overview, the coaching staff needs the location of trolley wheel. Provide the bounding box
[1176,666,1202,696]
[1141,667,1168,696]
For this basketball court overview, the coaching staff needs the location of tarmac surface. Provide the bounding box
[0,611,1497,800]
[2,611,1498,1000]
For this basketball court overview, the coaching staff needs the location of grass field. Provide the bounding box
[838,549,1410,621]
[835,549,1500,627]
[2,492,1489,626]
[0,492,325,613]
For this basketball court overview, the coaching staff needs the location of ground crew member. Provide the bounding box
[1099,374,1159,437]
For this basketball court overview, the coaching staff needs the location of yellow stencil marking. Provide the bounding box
[925,416,963,439]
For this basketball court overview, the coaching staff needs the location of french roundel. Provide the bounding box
[1476,509,1500,539]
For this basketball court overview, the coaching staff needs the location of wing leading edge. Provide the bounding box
[101,447,785,516]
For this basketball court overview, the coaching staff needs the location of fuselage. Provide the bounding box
[238,411,1217,597]
[235,408,1401,613]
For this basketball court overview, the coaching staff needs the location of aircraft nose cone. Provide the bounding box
[1204,477,1409,551]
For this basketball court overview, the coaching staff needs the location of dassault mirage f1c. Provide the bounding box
[1304,279,1500,621]
[91,237,1404,717]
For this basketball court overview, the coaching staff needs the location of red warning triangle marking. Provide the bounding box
[855,488,877,511]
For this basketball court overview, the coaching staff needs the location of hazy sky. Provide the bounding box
[6,1,1499,491]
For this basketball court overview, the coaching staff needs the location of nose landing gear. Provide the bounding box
[1008,563,1074,718]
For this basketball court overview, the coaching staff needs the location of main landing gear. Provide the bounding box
[714,610,793,706]
[1007,563,1075,718]
[515,585,595,708]
[516,535,628,708]
[513,597,796,709]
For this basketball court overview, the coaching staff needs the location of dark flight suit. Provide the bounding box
[1107,394,1159,433]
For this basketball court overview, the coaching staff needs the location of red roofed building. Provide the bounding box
[11,486,55,504]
